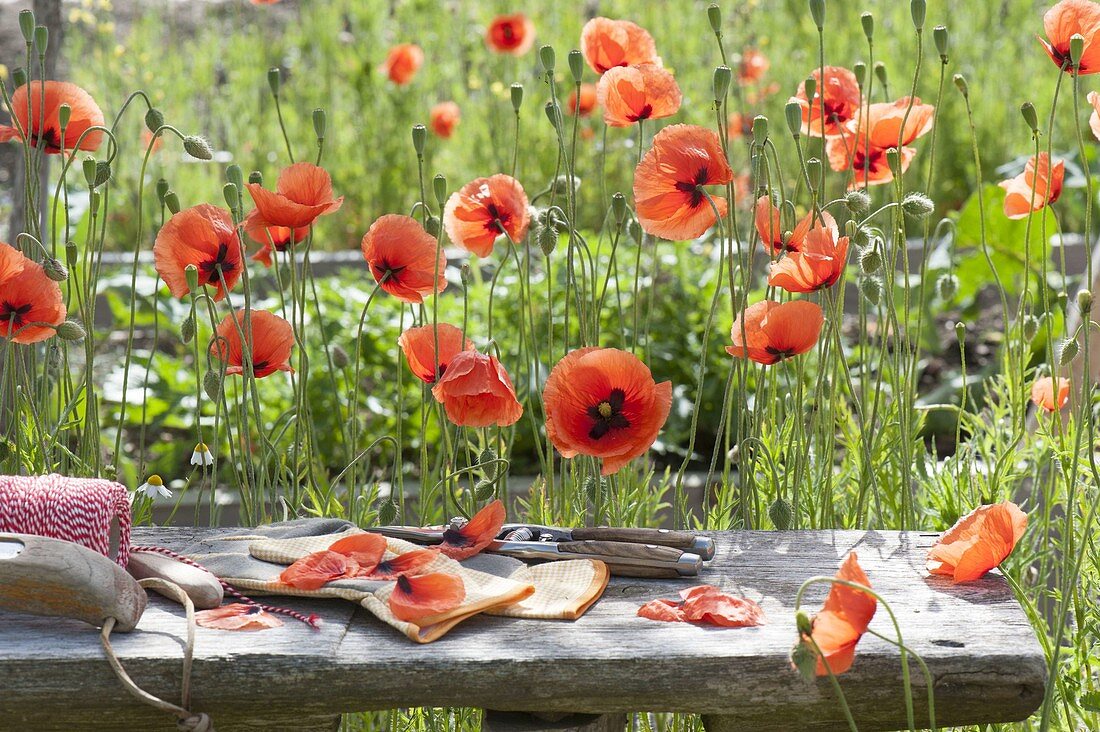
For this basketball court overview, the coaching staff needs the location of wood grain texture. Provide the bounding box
[0,527,1046,732]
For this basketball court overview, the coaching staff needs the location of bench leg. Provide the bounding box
[482,710,626,732]
[701,714,852,732]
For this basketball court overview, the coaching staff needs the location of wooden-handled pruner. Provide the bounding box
[0,533,147,631]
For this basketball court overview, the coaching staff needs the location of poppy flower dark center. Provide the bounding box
[29,125,63,153]
[502,25,515,41]
[587,388,631,440]
[0,301,33,326]
[485,203,510,234]
[200,241,237,285]
[376,260,407,280]
[252,359,269,372]
[245,605,262,615]
[442,525,472,547]
[765,346,795,360]
[627,103,653,122]
[396,575,413,593]
[675,167,711,208]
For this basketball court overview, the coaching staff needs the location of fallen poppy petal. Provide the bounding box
[389,572,466,623]
[440,499,505,560]
[329,532,388,572]
[637,598,686,622]
[680,587,767,628]
[279,550,357,590]
[365,549,438,580]
[196,603,284,631]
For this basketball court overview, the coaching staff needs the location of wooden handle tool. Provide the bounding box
[127,550,224,610]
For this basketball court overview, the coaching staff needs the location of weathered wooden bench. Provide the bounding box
[0,527,1045,731]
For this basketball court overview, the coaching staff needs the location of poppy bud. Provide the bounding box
[183,135,214,160]
[1078,289,1093,314]
[713,65,732,101]
[1059,337,1079,366]
[474,479,496,501]
[478,447,500,480]
[874,62,888,89]
[43,256,68,282]
[90,191,101,214]
[539,222,558,256]
[953,73,968,97]
[267,67,281,95]
[853,61,867,88]
[544,101,564,132]
[325,344,347,370]
[378,499,398,526]
[808,0,825,30]
[752,115,769,145]
[860,276,881,305]
[180,314,195,343]
[223,182,239,210]
[457,263,471,288]
[954,321,966,343]
[156,178,170,201]
[552,174,578,196]
[511,83,524,112]
[65,240,78,269]
[902,192,934,219]
[58,104,71,132]
[784,101,803,138]
[804,76,817,104]
[795,609,814,636]
[806,157,822,186]
[1023,314,1040,342]
[1071,34,1085,68]
[18,10,34,43]
[937,273,958,301]
[910,0,926,31]
[859,247,882,274]
[612,191,628,224]
[56,319,85,342]
[411,124,426,156]
[568,49,584,83]
[539,44,556,74]
[861,12,874,41]
[82,158,97,188]
[425,215,441,237]
[885,147,901,175]
[33,25,47,56]
[433,174,447,207]
[790,638,817,682]
[248,170,263,185]
[144,107,164,134]
[1020,102,1039,134]
[768,497,793,530]
[583,476,600,503]
[12,67,27,87]
[845,189,870,215]
[164,190,181,214]
[933,25,949,63]
[46,343,62,373]
[312,108,326,140]
[184,264,200,294]
[708,4,722,35]
[628,219,642,242]
[199,370,220,401]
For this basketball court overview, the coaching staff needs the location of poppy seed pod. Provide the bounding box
[806,157,822,185]
[56,319,85,341]
[163,191,181,214]
[65,240,78,269]
[433,174,447,207]
[58,104,71,132]
[713,65,732,101]
[784,101,803,137]
[861,12,874,41]
[411,124,426,156]
[544,101,563,131]
[267,67,281,95]
[156,178,170,201]
[808,0,825,30]
[248,170,263,185]
[43,257,68,282]
[934,25,949,62]
[1071,33,1085,68]
[804,76,817,104]
[708,4,722,35]
[539,44,556,73]
[223,182,239,210]
[752,115,769,145]
[144,107,164,134]
[1059,337,1079,366]
[18,9,34,42]
[184,264,200,294]
[953,73,969,97]
[795,609,813,636]
[82,158,97,188]
[183,135,213,160]
[460,262,473,286]
[33,25,47,57]
[1020,102,1039,134]
[611,191,628,225]
[910,0,925,31]
[954,321,966,343]
[180,314,195,344]
[11,67,27,88]
[568,49,584,83]
[874,62,888,89]
[203,370,222,401]
[885,147,901,175]
[853,61,867,88]
[1078,289,1092,314]
[312,108,326,139]
[510,83,524,112]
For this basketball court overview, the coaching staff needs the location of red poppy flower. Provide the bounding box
[381,44,424,85]
[398,323,474,384]
[361,214,447,304]
[431,350,523,428]
[0,243,66,344]
[791,66,861,138]
[245,162,343,230]
[439,499,506,560]
[999,153,1064,219]
[633,124,733,241]
[807,553,877,676]
[1040,0,1100,73]
[328,532,387,573]
[442,174,530,257]
[195,603,284,631]
[243,209,309,268]
[597,63,682,128]
[153,204,241,302]
[364,549,438,580]
[430,101,461,139]
[754,195,839,254]
[279,550,358,591]
[727,300,824,365]
[738,49,770,85]
[568,83,599,117]
[1032,375,1071,411]
[927,502,1029,583]
[827,97,934,188]
[543,347,672,476]
[767,226,850,293]
[0,81,104,154]
[486,13,535,55]
[637,586,766,627]
[388,572,466,623]
[580,17,660,74]
[1090,91,1100,139]
[211,310,294,378]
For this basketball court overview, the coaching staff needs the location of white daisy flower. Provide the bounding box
[191,442,214,466]
[138,474,172,500]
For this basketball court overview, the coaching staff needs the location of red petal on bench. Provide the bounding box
[637,598,685,622]
[679,586,766,627]
[364,549,439,579]
[196,603,284,631]
[926,502,1028,583]
[280,550,358,590]
[389,572,466,623]
[329,532,388,573]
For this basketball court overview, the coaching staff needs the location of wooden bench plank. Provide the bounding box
[0,527,1045,731]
